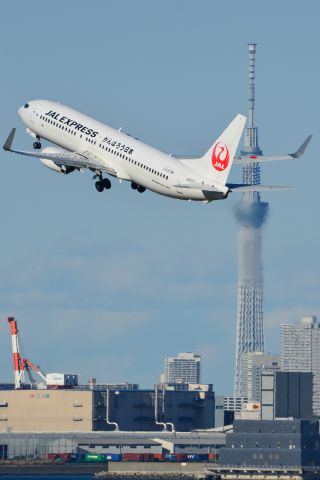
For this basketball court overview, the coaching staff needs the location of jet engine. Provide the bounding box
[40,147,75,174]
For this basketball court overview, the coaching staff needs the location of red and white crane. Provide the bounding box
[7,316,25,389]
[22,358,47,388]
[7,316,47,389]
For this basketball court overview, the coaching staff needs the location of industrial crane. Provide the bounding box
[22,358,47,388]
[7,317,47,389]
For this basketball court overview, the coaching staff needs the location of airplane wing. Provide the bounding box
[3,128,117,175]
[234,135,312,164]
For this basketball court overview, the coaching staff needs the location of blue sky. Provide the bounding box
[0,0,319,394]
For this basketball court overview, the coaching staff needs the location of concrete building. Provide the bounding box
[162,353,201,384]
[0,387,215,433]
[78,437,162,456]
[154,436,225,455]
[0,390,95,432]
[275,372,313,420]
[261,371,313,421]
[0,431,226,460]
[215,396,235,428]
[240,352,280,402]
[224,396,248,413]
[252,353,280,402]
[217,419,320,477]
[281,316,320,415]
[155,383,212,392]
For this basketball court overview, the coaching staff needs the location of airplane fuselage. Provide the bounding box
[4,100,308,200]
[18,100,219,201]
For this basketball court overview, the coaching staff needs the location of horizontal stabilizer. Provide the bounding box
[174,181,223,193]
[234,135,312,164]
[227,183,292,192]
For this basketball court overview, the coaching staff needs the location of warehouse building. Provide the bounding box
[219,419,320,470]
[0,431,226,460]
[0,387,215,432]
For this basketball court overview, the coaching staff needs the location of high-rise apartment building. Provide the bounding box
[162,352,201,384]
[281,316,320,415]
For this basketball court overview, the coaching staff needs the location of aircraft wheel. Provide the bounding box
[33,141,41,150]
[95,181,104,192]
[138,186,146,193]
[131,182,138,190]
[103,178,111,190]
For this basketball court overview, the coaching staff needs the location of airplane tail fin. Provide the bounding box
[195,114,246,185]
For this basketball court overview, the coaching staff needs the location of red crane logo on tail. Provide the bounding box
[211,142,230,172]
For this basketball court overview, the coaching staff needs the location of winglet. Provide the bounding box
[3,128,16,152]
[291,134,312,158]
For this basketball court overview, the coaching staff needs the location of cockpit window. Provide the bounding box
[24,103,29,108]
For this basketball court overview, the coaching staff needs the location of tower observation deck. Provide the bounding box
[234,44,269,399]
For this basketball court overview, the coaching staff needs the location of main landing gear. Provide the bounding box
[33,135,41,150]
[131,182,146,193]
[94,176,112,192]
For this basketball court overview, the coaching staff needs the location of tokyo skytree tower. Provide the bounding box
[234,44,269,398]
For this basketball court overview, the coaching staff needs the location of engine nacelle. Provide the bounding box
[40,147,75,174]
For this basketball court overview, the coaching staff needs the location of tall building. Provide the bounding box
[162,352,201,384]
[234,43,269,397]
[281,316,320,415]
[239,352,280,402]
[252,353,280,402]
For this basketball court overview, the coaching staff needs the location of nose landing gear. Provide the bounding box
[33,136,41,150]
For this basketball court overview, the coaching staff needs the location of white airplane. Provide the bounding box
[3,100,311,203]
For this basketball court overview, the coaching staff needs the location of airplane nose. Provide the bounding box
[18,102,30,120]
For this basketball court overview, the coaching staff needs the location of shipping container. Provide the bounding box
[208,453,217,462]
[122,453,155,462]
[199,453,209,461]
[165,454,176,461]
[186,454,200,461]
[177,453,188,462]
[84,453,106,463]
[47,453,72,462]
[152,453,165,461]
[104,453,122,462]
[46,373,78,386]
